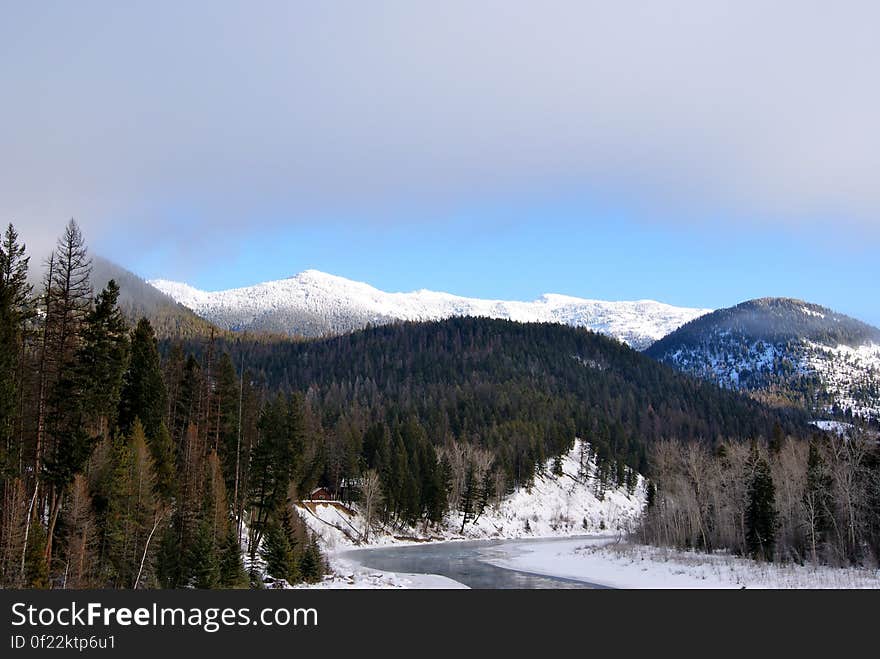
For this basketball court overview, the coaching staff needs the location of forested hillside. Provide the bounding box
[168,316,814,482]
[89,256,220,339]
[646,298,880,421]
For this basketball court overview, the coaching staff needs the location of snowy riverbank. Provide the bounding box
[288,436,880,589]
[294,552,469,589]
[292,439,645,587]
[483,537,880,589]
[296,439,645,552]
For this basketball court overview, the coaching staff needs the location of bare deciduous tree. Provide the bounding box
[360,469,383,543]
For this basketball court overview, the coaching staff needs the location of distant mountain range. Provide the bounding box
[86,260,879,423]
[149,269,710,350]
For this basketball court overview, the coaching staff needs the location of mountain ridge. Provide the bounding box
[149,269,711,349]
[91,256,221,338]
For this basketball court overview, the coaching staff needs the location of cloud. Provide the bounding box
[2,1,879,261]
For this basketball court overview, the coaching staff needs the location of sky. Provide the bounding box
[2,2,878,323]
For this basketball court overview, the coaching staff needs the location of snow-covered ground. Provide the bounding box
[810,419,855,435]
[295,553,468,589]
[296,439,645,553]
[294,439,645,588]
[483,538,880,589]
[150,269,709,349]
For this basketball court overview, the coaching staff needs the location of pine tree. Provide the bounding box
[459,463,476,533]
[0,477,27,585]
[210,352,238,474]
[389,434,411,521]
[172,354,201,440]
[0,223,32,320]
[260,519,295,584]
[218,527,247,588]
[473,468,492,523]
[41,219,93,570]
[645,481,657,509]
[149,422,175,503]
[420,445,447,525]
[76,280,129,437]
[93,420,161,588]
[769,422,784,455]
[0,225,32,588]
[0,223,32,480]
[99,434,136,587]
[577,440,592,481]
[625,467,638,495]
[247,393,304,561]
[299,533,323,583]
[745,448,777,561]
[155,522,182,588]
[188,515,220,589]
[175,423,206,582]
[118,318,167,441]
[23,520,49,588]
[436,454,452,521]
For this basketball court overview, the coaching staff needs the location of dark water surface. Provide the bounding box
[343,536,610,589]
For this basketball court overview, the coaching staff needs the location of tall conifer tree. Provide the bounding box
[745,447,777,561]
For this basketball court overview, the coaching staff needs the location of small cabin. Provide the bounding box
[308,486,333,501]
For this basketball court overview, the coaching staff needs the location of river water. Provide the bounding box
[342,536,610,589]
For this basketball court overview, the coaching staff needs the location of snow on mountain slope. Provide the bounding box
[647,298,880,421]
[804,341,880,419]
[149,270,709,349]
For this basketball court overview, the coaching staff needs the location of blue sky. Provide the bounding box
[101,190,880,325]
[3,3,879,324]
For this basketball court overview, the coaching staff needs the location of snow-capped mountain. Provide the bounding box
[149,270,709,349]
[645,298,880,421]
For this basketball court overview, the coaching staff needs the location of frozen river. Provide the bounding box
[342,536,612,589]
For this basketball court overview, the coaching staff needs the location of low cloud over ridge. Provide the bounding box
[2,1,879,258]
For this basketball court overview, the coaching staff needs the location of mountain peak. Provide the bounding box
[292,269,355,283]
[646,297,880,421]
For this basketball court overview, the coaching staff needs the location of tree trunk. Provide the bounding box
[133,508,165,589]
[44,488,63,570]
[19,486,37,583]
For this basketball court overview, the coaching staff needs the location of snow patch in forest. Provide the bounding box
[810,420,854,435]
